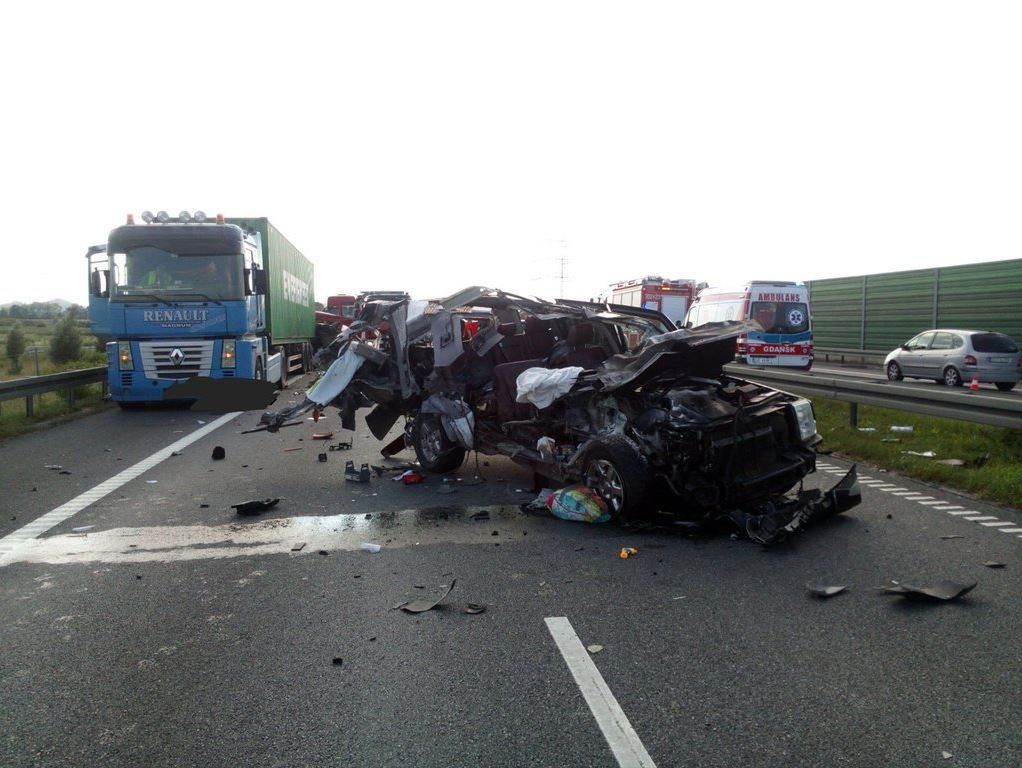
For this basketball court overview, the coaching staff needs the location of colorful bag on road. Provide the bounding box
[546,485,610,523]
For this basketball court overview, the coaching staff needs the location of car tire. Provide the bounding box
[886,361,903,381]
[943,366,963,387]
[995,382,1016,392]
[581,435,651,520]
[411,414,466,474]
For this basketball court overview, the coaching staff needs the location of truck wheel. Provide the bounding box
[996,382,1016,392]
[943,366,963,387]
[581,435,651,519]
[255,358,264,382]
[411,414,466,473]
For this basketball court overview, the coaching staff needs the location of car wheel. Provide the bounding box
[995,382,1016,392]
[886,361,903,381]
[943,366,963,387]
[581,435,650,519]
[411,414,466,474]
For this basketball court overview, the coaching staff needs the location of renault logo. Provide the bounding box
[168,348,185,366]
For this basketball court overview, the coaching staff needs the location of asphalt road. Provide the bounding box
[1,382,1020,767]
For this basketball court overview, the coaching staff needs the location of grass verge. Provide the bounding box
[0,384,113,440]
[813,399,1022,509]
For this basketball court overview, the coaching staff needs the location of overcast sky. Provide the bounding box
[2,1,1019,307]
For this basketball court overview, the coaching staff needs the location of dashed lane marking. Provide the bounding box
[823,460,1021,542]
[545,617,658,768]
[0,412,240,555]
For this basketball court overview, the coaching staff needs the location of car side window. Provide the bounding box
[907,332,935,350]
[931,332,953,350]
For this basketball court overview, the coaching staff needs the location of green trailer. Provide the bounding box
[227,217,316,385]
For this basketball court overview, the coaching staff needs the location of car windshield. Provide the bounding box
[971,333,1018,353]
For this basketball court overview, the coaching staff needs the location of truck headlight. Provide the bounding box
[221,340,236,369]
[118,341,133,371]
[791,398,817,442]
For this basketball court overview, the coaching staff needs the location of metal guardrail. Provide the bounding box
[814,347,888,367]
[725,364,1022,430]
[0,367,107,416]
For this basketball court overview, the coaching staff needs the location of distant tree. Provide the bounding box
[49,315,82,364]
[8,304,25,319]
[0,306,7,318]
[5,322,26,373]
[65,303,86,320]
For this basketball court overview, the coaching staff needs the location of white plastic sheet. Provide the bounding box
[515,366,584,409]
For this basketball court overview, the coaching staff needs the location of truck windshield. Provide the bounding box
[111,247,245,301]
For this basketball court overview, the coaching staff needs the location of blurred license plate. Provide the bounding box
[988,356,1009,363]
[749,356,773,364]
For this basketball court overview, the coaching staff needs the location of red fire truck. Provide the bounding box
[608,277,699,326]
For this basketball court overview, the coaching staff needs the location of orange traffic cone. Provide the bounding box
[969,375,980,392]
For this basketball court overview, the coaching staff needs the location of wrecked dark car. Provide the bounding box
[261,287,860,543]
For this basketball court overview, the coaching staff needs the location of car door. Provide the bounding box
[900,332,934,376]
[921,332,954,379]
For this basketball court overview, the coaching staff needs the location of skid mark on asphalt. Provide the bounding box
[0,505,530,567]
[0,412,241,556]
[817,461,1021,540]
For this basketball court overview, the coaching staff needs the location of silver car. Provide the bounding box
[884,329,1021,391]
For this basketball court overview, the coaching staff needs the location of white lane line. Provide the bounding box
[962,516,999,522]
[934,505,964,511]
[980,521,1015,528]
[946,510,978,516]
[545,617,657,768]
[917,500,952,506]
[999,528,1022,534]
[858,480,888,486]
[0,412,240,552]
[903,495,935,501]
[889,491,920,496]
[883,487,908,492]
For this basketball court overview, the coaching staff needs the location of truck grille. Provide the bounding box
[139,341,214,380]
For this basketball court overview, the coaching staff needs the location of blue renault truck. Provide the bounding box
[86,211,315,404]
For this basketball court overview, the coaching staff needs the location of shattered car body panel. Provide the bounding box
[262,288,860,542]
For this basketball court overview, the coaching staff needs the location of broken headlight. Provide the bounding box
[790,398,817,442]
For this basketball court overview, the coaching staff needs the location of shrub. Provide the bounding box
[49,316,82,364]
[5,322,26,373]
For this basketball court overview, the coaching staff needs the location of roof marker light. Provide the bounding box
[126,213,135,225]
[156,210,170,223]
[141,210,155,223]
[216,213,225,224]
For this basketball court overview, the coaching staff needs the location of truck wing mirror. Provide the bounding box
[90,269,110,298]
[248,267,267,296]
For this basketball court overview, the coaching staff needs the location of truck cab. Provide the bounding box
[87,211,313,403]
